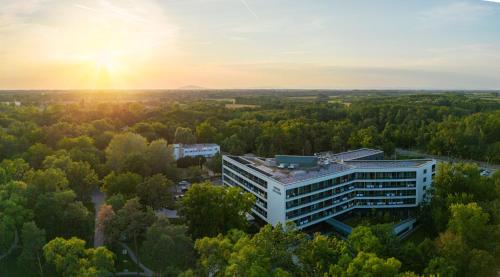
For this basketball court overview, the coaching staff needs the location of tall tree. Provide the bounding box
[174,127,196,144]
[111,198,156,273]
[102,172,142,199]
[136,174,173,210]
[43,237,115,277]
[18,221,46,276]
[141,217,195,276]
[179,183,255,238]
[105,132,148,172]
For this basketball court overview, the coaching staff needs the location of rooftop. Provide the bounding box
[316,148,384,161]
[343,160,431,168]
[174,143,219,149]
[225,149,433,185]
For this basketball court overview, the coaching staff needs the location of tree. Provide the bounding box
[194,230,243,276]
[226,223,306,275]
[424,257,457,277]
[43,237,115,277]
[0,158,32,182]
[111,198,156,273]
[435,231,468,273]
[348,126,381,149]
[102,172,142,199]
[23,143,53,169]
[447,202,489,250]
[180,183,255,238]
[34,190,93,241]
[467,249,496,277]
[18,221,46,276]
[347,226,382,254]
[105,132,148,172]
[96,204,115,246]
[24,168,69,206]
[196,122,217,143]
[57,136,102,170]
[0,181,32,259]
[298,233,348,276]
[105,193,126,211]
[205,154,222,174]
[147,139,175,176]
[343,252,402,277]
[136,174,173,210]
[141,217,194,276]
[174,127,196,144]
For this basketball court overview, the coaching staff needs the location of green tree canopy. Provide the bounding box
[180,183,255,238]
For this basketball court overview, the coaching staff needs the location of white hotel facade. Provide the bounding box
[172,143,220,160]
[222,149,436,229]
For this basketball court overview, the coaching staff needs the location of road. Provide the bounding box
[396,148,499,173]
[118,242,153,277]
[91,188,105,248]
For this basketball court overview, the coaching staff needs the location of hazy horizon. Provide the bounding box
[1,0,500,90]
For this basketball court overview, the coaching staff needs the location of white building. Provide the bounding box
[222,149,436,229]
[172,143,220,160]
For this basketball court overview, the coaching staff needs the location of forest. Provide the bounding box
[0,91,498,276]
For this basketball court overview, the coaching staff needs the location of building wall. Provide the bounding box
[173,144,220,160]
[222,155,436,229]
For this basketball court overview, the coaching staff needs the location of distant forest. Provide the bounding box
[0,91,498,276]
[0,90,497,163]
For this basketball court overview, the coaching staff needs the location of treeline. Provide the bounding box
[0,94,498,163]
[0,92,499,276]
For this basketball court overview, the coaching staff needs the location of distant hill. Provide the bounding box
[177,85,208,90]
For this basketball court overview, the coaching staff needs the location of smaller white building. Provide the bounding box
[172,143,220,160]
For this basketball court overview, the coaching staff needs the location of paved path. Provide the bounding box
[91,188,105,248]
[118,242,153,277]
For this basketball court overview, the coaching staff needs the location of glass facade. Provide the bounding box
[223,159,268,188]
[223,155,433,228]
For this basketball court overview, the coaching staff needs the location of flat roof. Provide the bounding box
[343,160,432,168]
[224,149,434,185]
[177,143,219,149]
[317,148,383,161]
[227,155,353,184]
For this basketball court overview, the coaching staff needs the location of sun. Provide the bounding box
[94,50,118,72]
[82,49,126,89]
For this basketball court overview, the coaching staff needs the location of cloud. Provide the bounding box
[482,0,500,3]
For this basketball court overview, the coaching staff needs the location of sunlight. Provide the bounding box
[95,51,116,71]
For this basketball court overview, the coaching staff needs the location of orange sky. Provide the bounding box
[1,0,500,90]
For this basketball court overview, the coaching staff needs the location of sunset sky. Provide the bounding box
[1,0,500,90]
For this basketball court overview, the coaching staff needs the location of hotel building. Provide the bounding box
[222,149,436,229]
[172,143,220,160]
